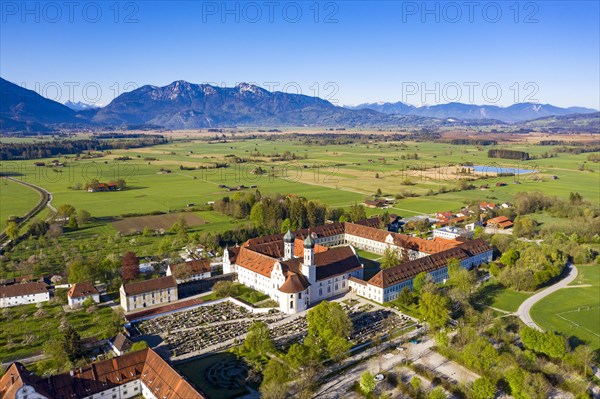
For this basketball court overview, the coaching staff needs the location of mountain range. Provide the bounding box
[347,101,597,123]
[1,77,597,132]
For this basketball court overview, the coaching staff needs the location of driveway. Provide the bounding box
[516,264,578,331]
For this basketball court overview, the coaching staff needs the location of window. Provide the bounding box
[290,301,293,308]
[298,292,302,299]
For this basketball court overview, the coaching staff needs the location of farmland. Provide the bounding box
[0,178,41,230]
[1,134,598,223]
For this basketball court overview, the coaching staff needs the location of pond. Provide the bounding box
[472,165,538,175]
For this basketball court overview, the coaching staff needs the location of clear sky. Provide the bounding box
[1,1,599,108]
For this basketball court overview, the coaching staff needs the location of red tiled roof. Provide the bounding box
[122,276,176,296]
[0,349,205,399]
[67,282,98,298]
[0,282,48,298]
[171,259,211,276]
[368,239,491,288]
[280,246,363,282]
[279,272,310,293]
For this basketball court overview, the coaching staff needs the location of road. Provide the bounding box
[516,263,578,331]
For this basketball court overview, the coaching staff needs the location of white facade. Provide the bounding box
[80,380,142,399]
[120,284,177,312]
[166,264,211,284]
[0,291,49,308]
[68,293,100,309]
[9,384,48,399]
[433,227,473,240]
[223,240,363,314]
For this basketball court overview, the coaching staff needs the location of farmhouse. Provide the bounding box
[224,218,489,312]
[349,239,493,303]
[166,259,211,283]
[67,282,100,309]
[0,282,49,308]
[120,276,178,312]
[0,348,205,399]
[486,216,514,229]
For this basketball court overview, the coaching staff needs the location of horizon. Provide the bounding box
[1,1,599,109]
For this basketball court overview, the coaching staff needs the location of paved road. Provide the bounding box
[516,264,578,331]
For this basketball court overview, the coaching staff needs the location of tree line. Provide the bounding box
[487,149,530,161]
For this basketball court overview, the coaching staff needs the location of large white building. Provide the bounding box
[225,219,493,311]
[120,276,178,312]
[0,282,49,308]
[432,226,473,240]
[224,229,364,314]
[0,348,205,399]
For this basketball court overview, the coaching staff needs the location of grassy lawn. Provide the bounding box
[0,300,121,363]
[175,352,256,399]
[531,265,600,349]
[355,249,382,260]
[477,282,534,313]
[0,178,41,230]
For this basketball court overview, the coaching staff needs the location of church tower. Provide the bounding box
[283,229,294,260]
[302,233,316,284]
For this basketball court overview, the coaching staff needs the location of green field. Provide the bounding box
[1,138,598,222]
[0,178,41,230]
[476,282,534,313]
[531,265,600,349]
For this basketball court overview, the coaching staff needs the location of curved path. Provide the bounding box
[0,177,55,244]
[516,263,578,331]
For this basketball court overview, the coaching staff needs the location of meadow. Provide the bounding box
[0,299,120,363]
[0,178,42,230]
[530,265,600,350]
[2,136,598,223]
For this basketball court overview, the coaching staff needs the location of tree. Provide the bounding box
[76,209,91,225]
[513,216,537,238]
[410,376,422,393]
[380,247,400,269]
[429,387,446,399]
[121,251,139,281]
[68,260,94,284]
[572,344,594,376]
[243,321,275,356]
[213,280,235,297]
[131,340,149,351]
[306,301,352,360]
[413,272,427,294]
[5,221,19,241]
[57,203,76,221]
[347,203,367,222]
[447,259,475,300]
[499,249,519,266]
[359,370,376,395]
[260,358,291,398]
[419,291,449,330]
[397,286,414,306]
[62,324,82,361]
[67,217,78,229]
[472,377,496,399]
[286,343,311,369]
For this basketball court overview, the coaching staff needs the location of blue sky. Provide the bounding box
[1,1,599,108]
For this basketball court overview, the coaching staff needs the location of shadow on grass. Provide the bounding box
[471,282,504,311]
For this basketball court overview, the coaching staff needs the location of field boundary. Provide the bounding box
[555,306,600,338]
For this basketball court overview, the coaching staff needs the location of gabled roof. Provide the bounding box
[122,276,176,296]
[245,238,327,259]
[280,246,363,282]
[279,272,310,293]
[0,282,48,298]
[67,282,98,299]
[170,259,211,276]
[111,332,133,353]
[368,239,491,288]
[0,349,205,399]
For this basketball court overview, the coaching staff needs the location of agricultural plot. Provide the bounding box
[0,178,41,230]
[112,212,206,234]
[531,265,600,349]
